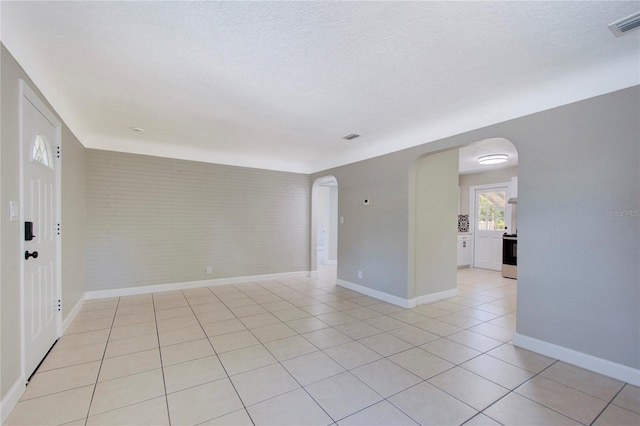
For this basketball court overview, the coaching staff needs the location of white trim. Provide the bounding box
[324,259,337,265]
[415,288,459,305]
[513,333,640,386]
[85,271,310,300]
[18,77,26,396]
[309,270,319,278]
[0,376,26,424]
[336,279,459,308]
[336,279,416,308]
[62,296,86,333]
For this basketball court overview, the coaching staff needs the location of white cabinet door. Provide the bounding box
[457,236,472,267]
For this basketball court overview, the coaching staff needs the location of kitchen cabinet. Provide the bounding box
[457,235,472,267]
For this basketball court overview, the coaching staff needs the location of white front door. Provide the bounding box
[21,82,61,379]
[473,186,508,270]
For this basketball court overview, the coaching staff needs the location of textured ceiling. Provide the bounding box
[2,1,639,173]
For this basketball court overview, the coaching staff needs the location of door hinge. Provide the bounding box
[56,146,61,158]
[57,223,61,236]
[57,299,61,312]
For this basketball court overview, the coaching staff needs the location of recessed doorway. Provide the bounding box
[311,176,338,280]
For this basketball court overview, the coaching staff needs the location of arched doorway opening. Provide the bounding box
[311,176,338,281]
[409,137,519,303]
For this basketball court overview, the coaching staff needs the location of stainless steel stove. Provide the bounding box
[502,233,517,279]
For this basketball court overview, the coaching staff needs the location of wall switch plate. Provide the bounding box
[206,266,213,274]
[357,270,363,279]
[9,201,18,222]
[340,216,344,224]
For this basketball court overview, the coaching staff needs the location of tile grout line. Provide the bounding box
[82,297,121,426]
[200,275,514,424]
[183,287,257,426]
[475,360,590,425]
[151,292,173,426]
[231,280,350,425]
[589,381,627,426]
[213,280,358,424]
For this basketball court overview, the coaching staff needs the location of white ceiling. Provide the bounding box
[2,2,638,173]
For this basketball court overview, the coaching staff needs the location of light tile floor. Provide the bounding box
[6,267,640,425]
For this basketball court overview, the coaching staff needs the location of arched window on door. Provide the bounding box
[32,134,52,168]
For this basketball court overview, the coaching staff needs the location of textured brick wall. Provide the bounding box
[85,150,310,291]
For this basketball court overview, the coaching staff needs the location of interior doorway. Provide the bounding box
[311,176,338,278]
[458,138,518,273]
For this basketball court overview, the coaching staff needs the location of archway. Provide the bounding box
[409,137,518,303]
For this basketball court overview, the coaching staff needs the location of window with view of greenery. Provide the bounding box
[477,190,506,230]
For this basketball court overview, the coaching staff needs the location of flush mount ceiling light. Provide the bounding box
[478,154,508,165]
[342,133,360,140]
[130,127,145,133]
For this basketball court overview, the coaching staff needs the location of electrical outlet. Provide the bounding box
[358,270,363,279]
[206,266,212,274]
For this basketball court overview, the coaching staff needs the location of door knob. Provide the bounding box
[25,251,39,260]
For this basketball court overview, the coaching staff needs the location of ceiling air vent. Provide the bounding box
[343,133,360,140]
[608,11,640,37]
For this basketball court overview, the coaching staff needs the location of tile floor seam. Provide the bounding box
[382,380,471,426]
[477,359,593,426]
[538,363,626,404]
[588,384,627,426]
[228,283,389,424]
[184,287,258,426]
[151,292,173,426]
[83,296,120,425]
[508,391,591,425]
[516,359,604,404]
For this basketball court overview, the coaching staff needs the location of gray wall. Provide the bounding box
[313,86,639,370]
[459,166,519,215]
[1,45,86,401]
[411,149,459,299]
[514,88,639,370]
[85,150,311,291]
[321,154,412,297]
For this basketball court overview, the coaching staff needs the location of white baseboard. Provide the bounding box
[513,333,640,386]
[415,288,459,305]
[336,279,415,308]
[310,270,319,278]
[62,295,86,334]
[336,280,460,309]
[1,375,25,424]
[85,271,310,300]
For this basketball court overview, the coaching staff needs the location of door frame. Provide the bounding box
[469,182,511,268]
[310,176,338,276]
[19,79,63,381]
